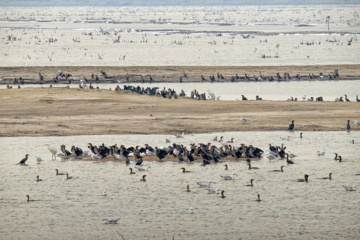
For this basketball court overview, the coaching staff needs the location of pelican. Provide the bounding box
[220,172,237,180]
[343,185,356,191]
[240,117,249,124]
[186,207,195,214]
[135,166,151,171]
[317,151,325,156]
[35,156,43,164]
[45,144,58,160]
[206,188,220,194]
[176,132,185,138]
[100,189,107,196]
[102,218,120,224]
[354,120,360,128]
[197,181,212,188]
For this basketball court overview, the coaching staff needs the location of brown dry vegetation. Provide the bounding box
[0,87,359,137]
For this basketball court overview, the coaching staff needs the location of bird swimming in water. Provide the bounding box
[297,174,309,182]
[102,218,120,224]
[220,190,226,198]
[197,181,212,188]
[140,175,147,182]
[186,207,195,214]
[287,120,295,131]
[135,166,151,171]
[343,185,356,191]
[55,169,66,175]
[206,188,221,194]
[17,154,29,165]
[272,166,285,173]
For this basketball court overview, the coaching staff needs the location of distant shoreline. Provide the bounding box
[1,64,360,85]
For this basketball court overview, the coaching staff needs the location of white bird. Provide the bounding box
[80,79,88,89]
[0,78,4,82]
[102,218,120,224]
[91,153,101,160]
[221,172,237,180]
[240,116,249,124]
[288,151,297,158]
[302,95,306,101]
[186,207,195,214]
[100,189,107,196]
[146,149,155,156]
[176,132,185,138]
[197,181,212,188]
[81,150,89,156]
[206,188,221,194]
[45,144,58,160]
[216,96,221,101]
[266,152,277,160]
[207,90,216,100]
[73,77,79,81]
[35,156,43,164]
[135,166,151,171]
[211,136,218,141]
[317,151,325,156]
[56,70,62,75]
[280,136,291,140]
[165,137,171,143]
[355,120,360,128]
[343,185,356,191]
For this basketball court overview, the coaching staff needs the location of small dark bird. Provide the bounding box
[347,120,351,132]
[287,120,295,131]
[17,154,29,165]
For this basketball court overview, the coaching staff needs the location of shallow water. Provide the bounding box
[1,131,359,239]
[2,80,360,101]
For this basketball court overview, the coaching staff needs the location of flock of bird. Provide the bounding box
[17,118,357,223]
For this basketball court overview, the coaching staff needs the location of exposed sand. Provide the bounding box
[1,87,359,137]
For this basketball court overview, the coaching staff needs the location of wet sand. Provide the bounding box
[1,87,359,137]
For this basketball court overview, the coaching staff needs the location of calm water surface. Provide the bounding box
[1,131,359,239]
[2,80,360,101]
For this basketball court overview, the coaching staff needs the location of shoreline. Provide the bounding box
[1,87,359,137]
[1,65,360,84]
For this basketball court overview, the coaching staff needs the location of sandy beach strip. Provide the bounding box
[0,87,359,137]
[1,64,360,84]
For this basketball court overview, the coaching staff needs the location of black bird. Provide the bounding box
[297,174,309,182]
[347,120,351,132]
[155,147,168,161]
[17,154,29,165]
[286,154,295,164]
[135,159,143,166]
[271,166,284,172]
[287,120,295,131]
[242,95,248,100]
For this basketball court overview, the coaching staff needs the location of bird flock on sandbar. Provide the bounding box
[17,118,358,223]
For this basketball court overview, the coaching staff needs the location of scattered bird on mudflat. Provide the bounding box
[288,151,297,159]
[103,218,120,224]
[240,116,249,124]
[26,195,37,202]
[286,154,295,164]
[256,194,261,202]
[280,136,291,140]
[206,188,221,194]
[35,156,43,164]
[36,175,42,182]
[135,159,143,166]
[197,181,212,188]
[55,169,66,176]
[17,154,29,165]
[245,179,254,187]
[66,173,72,180]
[211,136,218,141]
[221,172,237,180]
[100,190,107,196]
[140,175,147,182]
[343,185,356,191]
[135,166,151,171]
[347,120,351,132]
[296,174,309,182]
[186,185,191,192]
[180,167,192,173]
[224,164,228,170]
[300,132,303,138]
[287,120,295,131]
[129,168,136,175]
[248,164,259,170]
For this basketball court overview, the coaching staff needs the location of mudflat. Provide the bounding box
[1,87,359,137]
